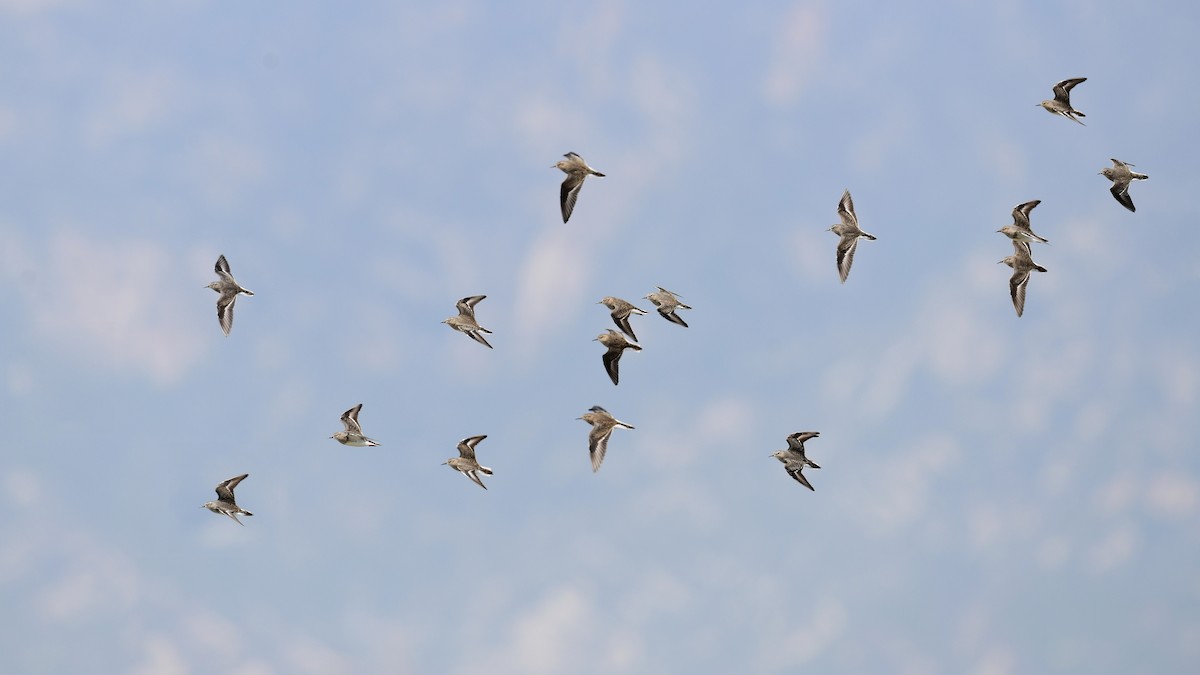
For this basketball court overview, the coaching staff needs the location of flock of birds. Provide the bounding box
[200,77,1146,521]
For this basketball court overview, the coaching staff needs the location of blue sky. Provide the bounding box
[2,1,1199,673]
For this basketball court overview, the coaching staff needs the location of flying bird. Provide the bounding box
[644,286,692,327]
[1099,158,1148,212]
[443,295,493,349]
[578,406,634,473]
[598,296,647,341]
[554,152,605,223]
[201,473,254,525]
[330,403,382,447]
[595,329,642,386]
[998,240,1048,318]
[444,435,492,490]
[770,431,822,491]
[1037,77,1087,125]
[828,189,876,283]
[997,199,1048,245]
[206,254,254,336]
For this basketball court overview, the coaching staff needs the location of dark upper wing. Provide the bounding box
[216,473,249,501]
[1053,77,1086,101]
[788,466,815,491]
[457,435,486,460]
[589,425,612,472]
[836,236,858,283]
[560,175,584,223]
[341,404,363,434]
[215,255,232,276]
[602,348,621,386]
[1110,182,1135,212]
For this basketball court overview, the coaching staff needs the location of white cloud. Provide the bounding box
[84,68,179,147]
[1085,524,1138,575]
[759,597,847,669]
[1144,473,1199,518]
[504,586,596,674]
[762,3,827,107]
[0,0,72,15]
[8,230,208,385]
[130,635,188,675]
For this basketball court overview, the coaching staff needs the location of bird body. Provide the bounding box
[997,199,1048,245]
[330,403,381,446]
[828,190,876,283]
[644,287,692,327]
[595,329,641,386]
[443,295,493,349]
[1038,77,1087,125]
[202,473,253,525]
[444,435,492,489]
[771,431,822,491]
[554,152,605,222]
[598,296,647,341]
[1100,158,1148,212]
[998,240,1048,317]
[206,255,254,336]
[578,406,634,472]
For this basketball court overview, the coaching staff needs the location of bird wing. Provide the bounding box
[788,466,815,491]
[215,473,248,502]
[464,469,488,490]
[341,404,364,434]
[560,174,585,223]
[1110,182,1135,212]
[456,295,486,317]
[836,235,859,283]
[1053,77,1086,101]
[589,425,612,472]
[466,329,493,349]
[216,293,237,336]
[457,435,486,460]
[602,347,622,386]
[837,190,857,228]
[1011,200,1041,230]
[1010,270,1030,317]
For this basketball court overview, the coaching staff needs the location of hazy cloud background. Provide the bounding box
[2,1,1198,673]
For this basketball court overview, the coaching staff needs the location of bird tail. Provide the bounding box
[629,344,643,351]
[1034,265,1048,273]
[806,460,821,470]
[241,509,254,517]
[1133,172,1148,180]
[591,170,606,177]
[242,289,255,296]
[862,232,877,240]
[478,465,493,475]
